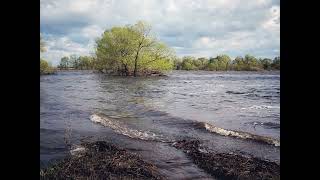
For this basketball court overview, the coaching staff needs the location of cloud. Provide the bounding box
[40,35,95,65]
[41,0,280,65]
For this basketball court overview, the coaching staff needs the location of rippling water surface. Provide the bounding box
[40,70,280,179]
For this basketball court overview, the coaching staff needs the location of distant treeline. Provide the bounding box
[173,54,280,71]
[58,54,280,72]
[58,55,94,70]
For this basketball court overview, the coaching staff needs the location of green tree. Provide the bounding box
[260,58,273,70]
[40,59,55,74]
[59,56,70,70]
[197,57,209,70]
[216,54,231,70]
[181,56,196,70]
[40,59,49,74]
[78,56,94,70]
[192,59,202,69]
[271,56,280,70]
[69,55,79,69]
[208,57,218,71]
[207,61,218,71]
[95,21,174,76]
[232,56,245,71]
[172,56,182,70]
[243,54,261,71]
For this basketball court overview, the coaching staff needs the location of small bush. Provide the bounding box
[40,59,56,75]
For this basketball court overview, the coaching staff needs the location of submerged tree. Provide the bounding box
[95,21,174,76]
[172,56,182,70]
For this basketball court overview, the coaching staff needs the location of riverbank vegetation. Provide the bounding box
[58,55,95,70]
[58,53,280,73]
[173,54,280,71]
[40,58,56,75]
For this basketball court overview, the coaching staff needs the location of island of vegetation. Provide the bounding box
[40,21,280,76]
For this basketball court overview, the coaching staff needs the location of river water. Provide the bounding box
[40,70,280,179]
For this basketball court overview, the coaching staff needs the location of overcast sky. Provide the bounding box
[40,0,280,65]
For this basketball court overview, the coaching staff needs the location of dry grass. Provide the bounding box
[40,141,164,180]
[172,139,280,180]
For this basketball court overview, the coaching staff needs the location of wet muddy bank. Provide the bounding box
[41,140,279,180]
[40,141,163,180]
[172,140,280,180]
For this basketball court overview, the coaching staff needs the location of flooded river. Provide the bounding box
[40,70,280,179]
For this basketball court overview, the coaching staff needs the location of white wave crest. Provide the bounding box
[202,122,280,147]
[241,105,280,110]
[70,145,86,157]
[90,113,167,142]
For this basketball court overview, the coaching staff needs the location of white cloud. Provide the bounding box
[40,0,280,65]
[41,35,95,65]
[81,25,103,39]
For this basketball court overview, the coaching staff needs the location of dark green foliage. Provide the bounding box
[172,57,182,70]
[181,56,197,70]
[271,56,280,70]
[58,56,70,69]
[58,55,95,70]
[259,58,273,70]
[175,54,280,71]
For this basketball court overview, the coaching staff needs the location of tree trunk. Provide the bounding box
[125,65,129,76]
[133,51,140,77]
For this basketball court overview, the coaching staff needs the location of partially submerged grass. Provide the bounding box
[172,139,280,180]
[41,140,280,179]
[40,141,163,180]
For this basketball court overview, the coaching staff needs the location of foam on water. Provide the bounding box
[90,113,169,142]
[200,122,280,147]
[245,105,280,110]
[70,145,87,157]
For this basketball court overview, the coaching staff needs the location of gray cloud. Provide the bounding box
[40,0,279,65]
